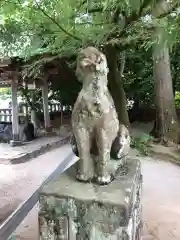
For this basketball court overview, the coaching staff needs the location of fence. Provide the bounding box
[0,103,62,123]
[48,103,61,113]
[0,109,12,122]
[0,152,77,240]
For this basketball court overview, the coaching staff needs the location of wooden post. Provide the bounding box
[10,76,21,146]
[42,79,51,132]
[60,103,63,126]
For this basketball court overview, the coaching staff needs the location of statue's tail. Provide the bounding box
[110,128,131,160]
[70,134,79,157]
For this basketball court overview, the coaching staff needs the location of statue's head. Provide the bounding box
[76,46,109,82]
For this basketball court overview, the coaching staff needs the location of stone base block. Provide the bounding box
[39,158,142,240]
[10,140,22,147]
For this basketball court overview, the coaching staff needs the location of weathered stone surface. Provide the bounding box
[39,158,142,240]
[71,46,131,185]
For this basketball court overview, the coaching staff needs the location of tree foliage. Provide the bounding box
[123,46,154,107]
[0,0,179,61]
[0,0,180,126]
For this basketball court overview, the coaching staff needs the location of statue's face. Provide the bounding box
[76,47,109,82]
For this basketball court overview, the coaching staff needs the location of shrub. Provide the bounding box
[130,134,153,156]
[175,91,180,108]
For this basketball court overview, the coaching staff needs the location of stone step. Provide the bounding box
[0,135,70,164]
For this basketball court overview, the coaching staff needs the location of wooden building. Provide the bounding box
[0,57,51,146]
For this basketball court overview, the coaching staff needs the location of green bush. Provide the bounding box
[0,88,11,100]
[175,91,180,108]
[130,134,153,156]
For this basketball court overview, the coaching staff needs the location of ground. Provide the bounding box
[8,149,180,240]
[141,156,180,240]
[0,144,75,224]
[0,136,68,163]
[0,123,180,239]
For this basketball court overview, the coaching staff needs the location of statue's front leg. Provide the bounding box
[73,126,94,182]
[95,128,113,185]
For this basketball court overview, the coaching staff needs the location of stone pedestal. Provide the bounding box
[39,158,142,240]
[10,133,22,146]
[9,139,22,147]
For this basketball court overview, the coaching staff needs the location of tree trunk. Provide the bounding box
[105,46,130,129]
[172,76,176,97]
[60,103,63,125]
[151,0,179,144]
[31,109,39,136]
[151,44,179,143]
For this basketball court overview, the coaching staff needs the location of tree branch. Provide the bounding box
[119,51,126,77]
[155,1,179,18]
[19,83,33,109]
[76,0,87,11]
[112,7,122,23]
[87,7,104,14]
[106,0,177,46]
[104,30,151,49]
[34,0,82,42]
[119,0,154,35]
[76,21,110,25]
[70,0,87,19]
[106,0,153,42]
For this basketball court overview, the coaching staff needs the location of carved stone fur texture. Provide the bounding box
[71,46,128,185]
[71,123,130,161]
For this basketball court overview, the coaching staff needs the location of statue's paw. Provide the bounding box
[96,175,112,185]
[76,173,92,183]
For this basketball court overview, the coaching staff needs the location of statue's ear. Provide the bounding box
[95,56,101,71]
[95,55,109,74]
[81,58,96,68]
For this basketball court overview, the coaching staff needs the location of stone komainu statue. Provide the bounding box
[71,46,130,185]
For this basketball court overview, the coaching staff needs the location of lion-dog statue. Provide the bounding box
[71,46,130,185]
